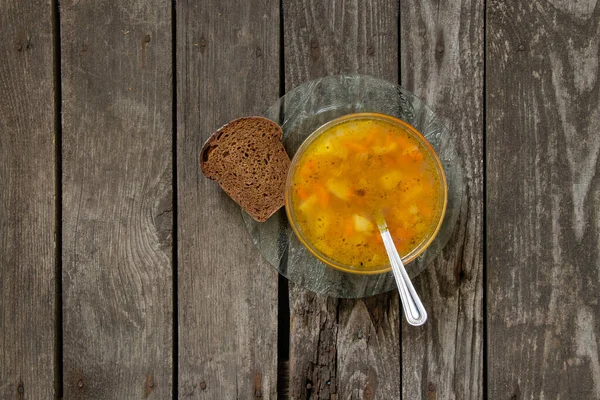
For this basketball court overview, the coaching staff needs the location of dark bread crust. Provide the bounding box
[200,116,291,222]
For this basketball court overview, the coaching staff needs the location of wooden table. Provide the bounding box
[1,0,599,398]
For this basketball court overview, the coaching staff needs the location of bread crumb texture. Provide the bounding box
[200,116,291,222]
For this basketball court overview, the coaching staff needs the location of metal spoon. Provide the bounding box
[375,213,427,326]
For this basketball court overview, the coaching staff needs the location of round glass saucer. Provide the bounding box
[242,75,464,298]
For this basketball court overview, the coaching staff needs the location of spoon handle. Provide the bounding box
[379,227,427,326]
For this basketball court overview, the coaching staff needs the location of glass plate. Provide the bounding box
[242,75,464,298]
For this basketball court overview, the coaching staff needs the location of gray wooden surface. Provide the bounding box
[400,0,485,399]
[61,0,173,398]
[488,0,600,398]
[1,0,599,399]
[176,0,279,398]
[0,0,57,398]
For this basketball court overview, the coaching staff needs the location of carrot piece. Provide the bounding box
[393,227,411,243]
[343,219,354,237]
[344,141,368,153]
[364,128,383,146]
[420,206,433,218]
[408,150,424,162]
[296,186,310,200]
[382,155,398,167]
[298,159,316,178]
[315,185,329,207]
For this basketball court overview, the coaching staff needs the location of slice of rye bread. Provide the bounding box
[200,116,291,222]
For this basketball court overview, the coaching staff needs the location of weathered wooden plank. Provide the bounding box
[283,0,401,398]
[399,1,485,399]
[176,1,279,398]
[61,1,173,398]
[487,1,600,398]
[0,0,57,398]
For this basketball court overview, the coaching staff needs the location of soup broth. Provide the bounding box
[289,114,445,270]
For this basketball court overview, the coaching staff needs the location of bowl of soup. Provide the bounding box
[285,112,448,275]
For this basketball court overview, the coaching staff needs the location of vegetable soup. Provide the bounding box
[286,113,447,272]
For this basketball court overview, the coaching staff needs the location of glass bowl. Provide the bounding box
[242,75,464,298]
[284,112,448,275]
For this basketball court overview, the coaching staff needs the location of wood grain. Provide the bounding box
[399,1,485,399]
[176,0,279,398]
[487,0,600,398]
[61,0,173,398]
[0,0,57,398]
[283,0,400,398]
